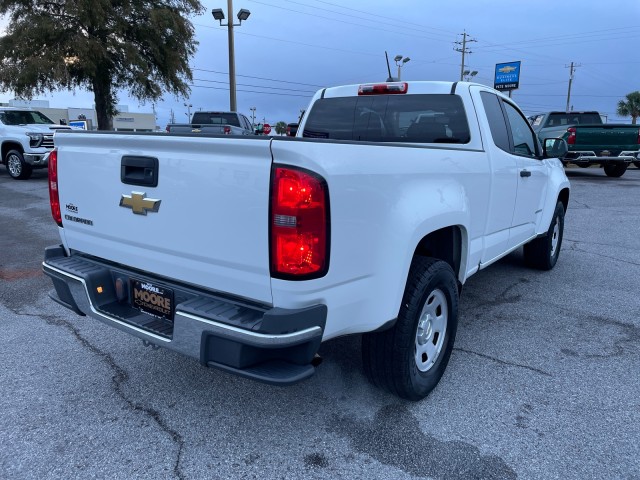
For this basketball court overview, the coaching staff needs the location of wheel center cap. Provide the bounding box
[417,315,433,345]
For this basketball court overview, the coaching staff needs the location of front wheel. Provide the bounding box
[5,150,32,180]
[603,163,627,178]
[362,257,459,401]
[524,201,565,270]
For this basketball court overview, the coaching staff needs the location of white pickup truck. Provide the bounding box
[43,81,570,400]
[0,108,70,179]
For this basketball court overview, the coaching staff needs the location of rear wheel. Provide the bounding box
[603,163,627,177]
[6,150,32,180]
[362,257,459,401]
[524,201,564,270]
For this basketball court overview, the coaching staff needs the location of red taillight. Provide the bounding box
[48,148,62,227]
[270,166,329,279]
[166,125,171,133]
[637,128,640,145]
[567,127,576,145]
[223,126,231,135]
[358,82,408,95]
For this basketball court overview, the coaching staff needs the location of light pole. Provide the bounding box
[184,102,192,120]
[249,106,256,128]
[394,55,410,81]
[462,70,478,82]
[212,1,251,112]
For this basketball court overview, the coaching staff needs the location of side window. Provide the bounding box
[480,91,510,152]
[503,102,538,158]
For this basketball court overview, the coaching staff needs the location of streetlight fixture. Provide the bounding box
[462,70,478,81]
[394,55,410,81]
[184,102,193,120]
[249,106,256,128]
[212,0,251,112]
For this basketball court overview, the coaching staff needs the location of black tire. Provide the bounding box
[603,163,627,178]
[576,163,591,168]
[362,257,459,401]
[633,161,640,169]
[523,201,564,270]
[5,149,32,180]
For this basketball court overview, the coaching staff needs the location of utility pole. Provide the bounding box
[454,31,476,81]
[565,62,581,113]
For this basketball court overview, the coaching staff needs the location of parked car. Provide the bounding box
[286,123,298,136]
[166,111,254,135]
[528,111,640,177]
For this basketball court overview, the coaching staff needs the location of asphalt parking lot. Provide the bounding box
[1,165,639,480]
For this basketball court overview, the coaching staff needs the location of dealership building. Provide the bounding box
[0,99,158,131]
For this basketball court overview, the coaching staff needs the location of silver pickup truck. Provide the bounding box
[0,108,70,179]
[165,111,254,135]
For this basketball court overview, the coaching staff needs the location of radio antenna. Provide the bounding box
[385,51,393,81]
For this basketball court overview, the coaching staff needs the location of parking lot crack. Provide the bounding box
[454,348,553,377]
[17,310,186,480]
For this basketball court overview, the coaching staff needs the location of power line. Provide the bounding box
[476,25,638,50]
[195,22,384,59]
[193,78,316,93]
[192,67,325,88]
[190,83,313,98]
[246,0,454,43]
[270,0,459,36]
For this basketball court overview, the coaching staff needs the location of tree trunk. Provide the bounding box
[92,65,114,131]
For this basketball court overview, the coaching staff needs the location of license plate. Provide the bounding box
[130,279,174,321]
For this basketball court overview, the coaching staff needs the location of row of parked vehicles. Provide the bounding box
[2,104,639,180]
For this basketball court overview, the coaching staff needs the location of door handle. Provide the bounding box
[520,169,531,178]
[121,156,159,187]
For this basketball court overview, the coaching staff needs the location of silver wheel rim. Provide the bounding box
[550,220,560,257]
[7,154,22,177]
[414,288,448,372]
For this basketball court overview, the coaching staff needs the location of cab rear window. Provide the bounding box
[302,94,470,144]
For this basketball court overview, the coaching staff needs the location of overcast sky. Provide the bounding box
[1,0,639,127]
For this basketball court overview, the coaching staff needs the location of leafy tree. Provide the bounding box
[616,91,640,124]
[275,121,287,135]
[0,0,203,130]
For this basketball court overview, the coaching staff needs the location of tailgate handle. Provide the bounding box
[520,169,531,178]
[121,156,159,187]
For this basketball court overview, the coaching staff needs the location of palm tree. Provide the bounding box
[275,121,287,135]
[616,91,640,124]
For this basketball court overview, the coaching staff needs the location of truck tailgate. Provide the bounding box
[574,125,639,151]
[54,132,274,304]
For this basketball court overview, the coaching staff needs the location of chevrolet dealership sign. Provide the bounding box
[494,61,521,91]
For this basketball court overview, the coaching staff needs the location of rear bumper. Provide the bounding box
[43,245,326,385]
[564,151,635,165]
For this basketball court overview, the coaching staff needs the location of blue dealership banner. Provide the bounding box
[494,61,521,91]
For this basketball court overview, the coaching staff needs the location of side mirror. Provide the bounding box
[543,138,568,159]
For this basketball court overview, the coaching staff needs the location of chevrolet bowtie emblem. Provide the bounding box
[119,192,161,215]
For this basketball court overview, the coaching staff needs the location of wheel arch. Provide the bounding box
[412,225,465,284]
[1,141,24,164]
[558,187,570,212]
